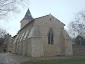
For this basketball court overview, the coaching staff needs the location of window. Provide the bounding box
[48,28,54,44]
[23,30,29,40]
[17,35,20,42]
[13,35,19,44]
[18,35,21,42]
[20,33,24,41]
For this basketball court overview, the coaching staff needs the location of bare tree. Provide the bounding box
[68,11,85,38]
[0,0,29,19]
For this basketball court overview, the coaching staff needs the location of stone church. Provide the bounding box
[12,9,73,57]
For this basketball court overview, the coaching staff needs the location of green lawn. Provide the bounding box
[22,57,85,64]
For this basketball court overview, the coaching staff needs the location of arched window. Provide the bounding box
[48,28,54,44]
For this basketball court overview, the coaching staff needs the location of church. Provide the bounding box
[12,9,73,57]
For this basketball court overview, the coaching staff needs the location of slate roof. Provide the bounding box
[24,9,33,19]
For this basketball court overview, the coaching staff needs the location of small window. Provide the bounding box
[23,30,29,40]
[48,28,54,44]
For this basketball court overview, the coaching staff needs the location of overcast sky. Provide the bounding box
[0,0,85,36]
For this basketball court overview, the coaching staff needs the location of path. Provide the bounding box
[0,53,17,64]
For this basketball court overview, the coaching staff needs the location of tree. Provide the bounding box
[0,0,29,19]
[68,11,85,38]
[0,28,7,46]
[0,28,7,38]
[0,38,4,46]
[73,35,85,46]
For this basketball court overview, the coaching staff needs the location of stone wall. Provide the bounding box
[65,39,73,56]
[34,15,66,56]
[20,19,31,29]
[73,45,85,56]
[31,37,43,57]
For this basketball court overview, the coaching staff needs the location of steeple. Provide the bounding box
[24,9,33,19]
[21,8,33,29]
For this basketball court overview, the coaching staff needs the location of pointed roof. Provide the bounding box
[24,9,33,19]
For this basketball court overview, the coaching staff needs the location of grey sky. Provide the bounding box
[0,0,85,36]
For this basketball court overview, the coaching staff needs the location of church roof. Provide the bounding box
[24,9,33,19]
[19,14,65,32]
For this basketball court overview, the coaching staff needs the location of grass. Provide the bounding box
[22,57,85,64]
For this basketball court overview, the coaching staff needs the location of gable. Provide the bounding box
[50,15,65,26]
[32,14,65,30]
[19,14,65,32]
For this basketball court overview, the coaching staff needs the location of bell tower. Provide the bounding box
[20,9,33,29]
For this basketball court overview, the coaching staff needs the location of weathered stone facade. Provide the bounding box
[12,9,73,57]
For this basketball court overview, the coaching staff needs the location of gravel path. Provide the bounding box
[0,53,17,64]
